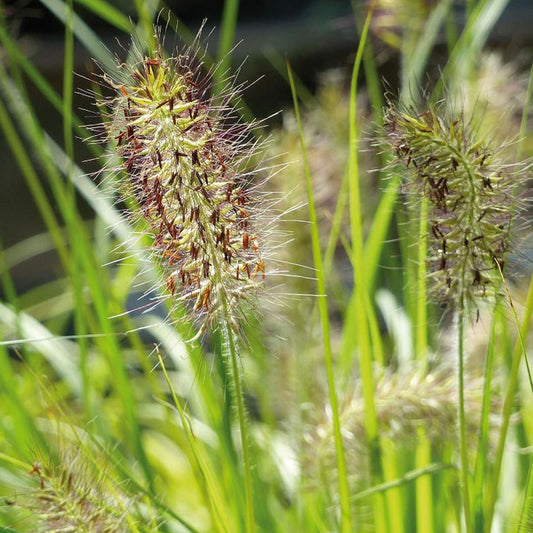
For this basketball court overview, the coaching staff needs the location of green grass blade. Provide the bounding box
[263,47,316,109]
[0,23,102,157]
[472,305,499,533]
[38,0,116,71]
[484,273,533,532]
[346,10,390,531]
[433,0,510,97]
[133,0,156,50]
[156,350,233,533]
[0,243,18,309]
[353,463,454,501]
[1,52,156,492]
[62,0,74,172]
[457,305,473,531]
[400,0,453,103]
[62,0,92,413]
[323,168,349,282]
[517,59,533,161]
[216,0,240,85]
[0,82,69,268]
[74,0,132,32]
[0,345,48,458]
[363,174,400,291]
[287,59,354,533]
[413,196,434,533]
[62,0,74,164]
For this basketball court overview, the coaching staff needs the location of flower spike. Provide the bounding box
[384,99,523,313]
[96,30,270,334]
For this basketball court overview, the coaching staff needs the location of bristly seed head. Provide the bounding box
[18,446,135,532]
[384,99,524,313]
[95,30,271,334]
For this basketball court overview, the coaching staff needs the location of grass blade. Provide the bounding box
[287,59,354,533]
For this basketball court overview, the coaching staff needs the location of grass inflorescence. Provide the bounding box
[95,31,273,336]
[384,100,523,314]
[14,445,142,533]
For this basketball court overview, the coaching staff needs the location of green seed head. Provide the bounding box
[384,100,522,313]
[97,33,271,333]
[21,446,135,532]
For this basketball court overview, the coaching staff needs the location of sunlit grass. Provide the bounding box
[1,1,532,532]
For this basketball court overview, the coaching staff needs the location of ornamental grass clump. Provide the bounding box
[95,33,271,335]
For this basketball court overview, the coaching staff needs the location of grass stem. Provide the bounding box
[457,303,472,532]
[222,305,256,533]
[287,59,354,533]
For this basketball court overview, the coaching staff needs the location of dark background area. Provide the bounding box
[3,0,360,111]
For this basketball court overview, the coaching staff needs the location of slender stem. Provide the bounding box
[457,304,472,532]
[222,309,255,533]
[414,196,433,533]
[348,10,389,532]
[217,0,240,62]
[133,0,155,51]
[516,59,533,161]
[215,0,240,89]
[287,61,354,533]
[518,458,533,531]
[157,348,230,533]
[63,0,91,418]
[415,197,428,360]
[472,306,498,533]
